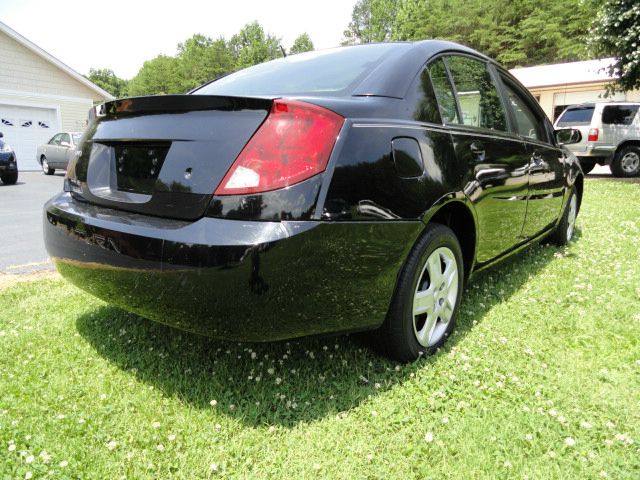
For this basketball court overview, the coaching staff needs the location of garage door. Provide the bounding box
[0,104,60,171]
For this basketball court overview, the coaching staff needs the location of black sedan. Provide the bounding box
[0,132,18,185]
[44,41,583,362]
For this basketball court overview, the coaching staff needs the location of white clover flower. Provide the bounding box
[564,437,576,447]
[580,421,592,429]
[442,416,449,424]
[59,460,68,468]
[156,444,165,452]
[424,432,434,443]
[106,440,117,450]
[210,400,217,407]
[275,378,282,385]
[525,434,533,442]
[267,368,275,375]
[210,463,219,471]
[8,444,16,452]
[215,424,221,430]
[39,450,51,463]
[168,434,176,442]
[152,421,161,429]
[24,472,32,480]
[25,455,34,464]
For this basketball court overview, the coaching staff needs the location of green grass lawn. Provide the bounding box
[1,179,639,479]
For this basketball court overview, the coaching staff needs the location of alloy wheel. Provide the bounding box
[412,247,459,347]
[621,151,640,174]
[566,193,577,241]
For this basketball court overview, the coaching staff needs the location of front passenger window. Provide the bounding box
[504,84,544,140]
[446,56,507,132]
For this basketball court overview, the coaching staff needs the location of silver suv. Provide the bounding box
[555,102,640,177]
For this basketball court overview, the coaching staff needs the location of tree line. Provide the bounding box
[88,1,639,98]
[87,22,313,98]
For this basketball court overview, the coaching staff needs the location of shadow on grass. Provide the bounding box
[75,237,564,427]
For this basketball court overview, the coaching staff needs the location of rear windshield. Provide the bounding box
[193,44,403,97]
[602,105,639,125]
[556,106,595,126]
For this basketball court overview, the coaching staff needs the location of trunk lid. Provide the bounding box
[69,95,272,220]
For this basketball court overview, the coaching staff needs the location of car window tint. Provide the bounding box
[50,134,62,145]
[194,44,405,97]
[427,59,458,124]
[503,83,544,140]
[556,106,594,126]
[602,105,639,125]
[446,56,507,131]
[61,133,70,144]
[411,68,442,124]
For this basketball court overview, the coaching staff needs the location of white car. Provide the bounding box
[554,102,640,177]
[36,132,82,175]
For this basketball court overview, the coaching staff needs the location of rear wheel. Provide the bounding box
[550,188,577,245]
[375,223,464,362]
[610,146,640,177]
[0,171,18,185]
[41,156,54,175]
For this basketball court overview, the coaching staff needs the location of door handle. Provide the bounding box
[469,142,485,162]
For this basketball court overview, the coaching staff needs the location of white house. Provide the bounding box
[510,58,640,122]
[0,21,113,170]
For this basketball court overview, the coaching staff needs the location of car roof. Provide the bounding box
[353,40,493,98]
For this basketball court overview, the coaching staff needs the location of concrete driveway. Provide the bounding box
[0,171,65,273]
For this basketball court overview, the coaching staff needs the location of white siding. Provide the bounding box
[0,30,104,102]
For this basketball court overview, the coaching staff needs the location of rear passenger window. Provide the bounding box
[446,56,507,132]
[602,105,639,125]
[411,68,442,124]
[503,83,544,141]
[427,58,459,124]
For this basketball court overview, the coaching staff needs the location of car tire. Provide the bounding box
[579,161,595,174]
[374,223,464,363]
[550,188,578,246]
[610,145,640,177]
[41,156,54,175]
[0,171,18,185]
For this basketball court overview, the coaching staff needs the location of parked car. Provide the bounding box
[37,132,82,175]
[44,41,584,362]
[554,102,640,176]
[0,132,18,185]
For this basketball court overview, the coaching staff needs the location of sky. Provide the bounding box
[0,0,357,79]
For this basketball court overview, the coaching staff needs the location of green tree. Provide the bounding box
[86,68,128,98]
[392,0,598,69]
[127,55,182,96]
[342,0,400,45]
[229,21,283,69]
[176,34,234,91]
[589,0,640,93]
[290,33,314,54]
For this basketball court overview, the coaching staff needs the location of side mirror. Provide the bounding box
[60,141,71,148]
[555,128,582,145]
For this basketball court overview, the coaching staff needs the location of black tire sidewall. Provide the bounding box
[612,146,640,177]
[552,188,576,245]
[393,224,464,360]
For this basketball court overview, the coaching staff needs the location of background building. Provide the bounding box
[0,21,112,171]
[510,58,640,122]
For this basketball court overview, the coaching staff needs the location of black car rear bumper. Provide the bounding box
[44,192,423,341]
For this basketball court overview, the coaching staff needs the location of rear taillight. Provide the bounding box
[588,128,599,142]
[214,99,344,196]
